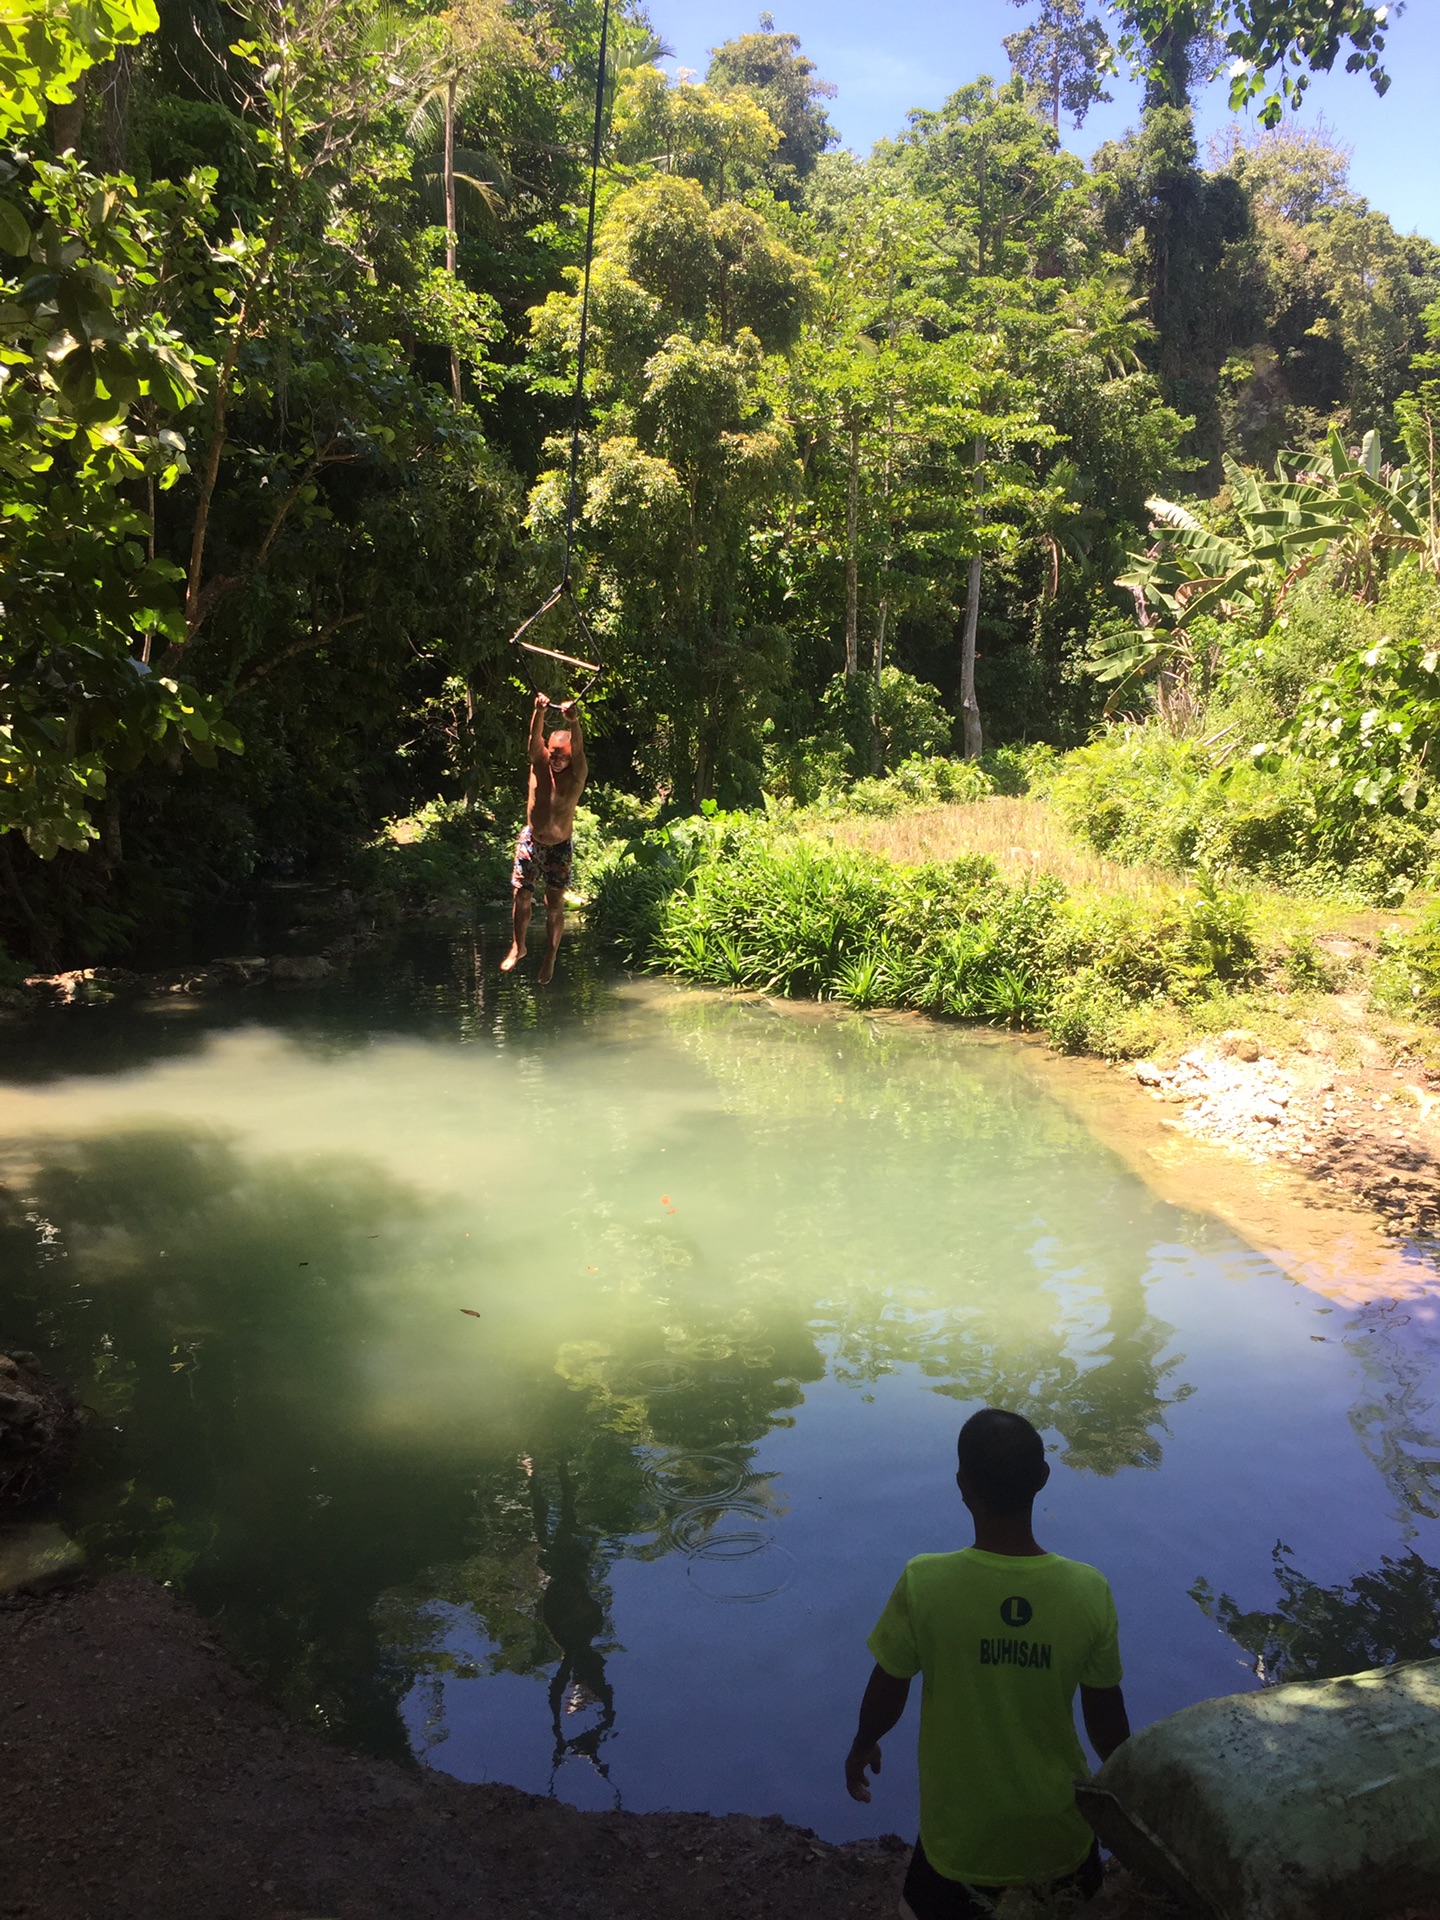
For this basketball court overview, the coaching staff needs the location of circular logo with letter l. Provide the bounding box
[1000,1595,1033,1628]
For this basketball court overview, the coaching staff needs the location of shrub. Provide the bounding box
[1052,728,1437,904]
[1401,904,1440,1015]
[763,670,958,806]
[982,743,1056,796]
[1044,970,1135,1055]
[352,799,514,918]
[837,756,996,817]
[589,817,1262,1050]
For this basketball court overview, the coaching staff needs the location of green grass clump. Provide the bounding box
[590,815,1264,1057]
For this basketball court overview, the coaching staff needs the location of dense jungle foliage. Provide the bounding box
[2,0,1438,967]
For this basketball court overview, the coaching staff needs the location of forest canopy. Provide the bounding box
[1,0,1437,962]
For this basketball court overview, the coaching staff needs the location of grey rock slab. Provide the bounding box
[0,1521,85,1596]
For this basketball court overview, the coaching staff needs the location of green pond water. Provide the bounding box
[2,924,1439,1840]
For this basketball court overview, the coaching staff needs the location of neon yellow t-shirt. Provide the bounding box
[867,1546,1122,1887]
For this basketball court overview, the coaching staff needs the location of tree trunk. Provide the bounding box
[49,74,86,156]
[871,595,889,774]
[959,431,987,760]
[445,75,461,406]
[96,48,132,170]
[959,554,983,760]
[844,417,860,678]
[102,794,124,866]
[463,685,478,807]
[1051,42,1061,134]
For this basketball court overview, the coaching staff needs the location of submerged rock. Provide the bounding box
[269,954,335,985]
[0,1351,81,1516]
[212,956,270,984]
[0,1520,85,1596]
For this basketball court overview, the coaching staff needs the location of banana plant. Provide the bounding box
[1104,429,1439,710]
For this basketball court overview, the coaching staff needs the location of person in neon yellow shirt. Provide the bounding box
[846,1408,1131,1919]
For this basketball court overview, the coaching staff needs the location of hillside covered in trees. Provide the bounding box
[3,0,1438,970]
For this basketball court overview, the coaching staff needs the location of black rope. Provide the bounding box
[560,0,611,588]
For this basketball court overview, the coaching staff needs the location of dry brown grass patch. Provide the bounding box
[816,798,1171,893]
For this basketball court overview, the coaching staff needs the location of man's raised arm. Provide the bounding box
[559,700,587,783]
[529,691,549,766]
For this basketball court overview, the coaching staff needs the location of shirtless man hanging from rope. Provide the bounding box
[502,694,588,985]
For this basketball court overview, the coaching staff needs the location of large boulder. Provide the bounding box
[0,1520,85,1596]
[1079,1657,1440,1920]
[0,1351,80,1517]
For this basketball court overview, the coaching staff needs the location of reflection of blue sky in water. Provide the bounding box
[0,935,1438,1842]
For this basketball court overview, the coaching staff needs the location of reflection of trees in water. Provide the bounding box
[0,1130,824,1769]
[1192,1543,1440,1685]
[1341,1298,1440,1527]
[377,1323,814,1788]
[659,996,1193,1476]
[0,1128,457,1756]
[0,1024,1202,1781]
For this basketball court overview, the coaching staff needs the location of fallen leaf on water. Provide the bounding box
[460,1309,482,1318]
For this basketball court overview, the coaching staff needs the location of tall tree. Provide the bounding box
[705,17,836,204]
[1092,108,1260,479]
[528,166,816,802]
[1004,0,1114,132]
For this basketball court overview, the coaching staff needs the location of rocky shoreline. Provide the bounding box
[1128,1026,1440,1246]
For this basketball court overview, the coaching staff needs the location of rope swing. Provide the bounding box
[508,0,611,707]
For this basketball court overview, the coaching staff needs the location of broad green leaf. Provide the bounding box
[0,196,31,256]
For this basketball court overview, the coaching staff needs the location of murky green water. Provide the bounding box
[2,925,1439,1839]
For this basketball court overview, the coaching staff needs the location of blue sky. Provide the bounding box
[654,0,1440,241]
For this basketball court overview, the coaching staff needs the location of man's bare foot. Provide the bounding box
[501,942,525,973]
[537,949,558,986]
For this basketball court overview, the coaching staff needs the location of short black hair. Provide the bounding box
[957,1409,1046,1515]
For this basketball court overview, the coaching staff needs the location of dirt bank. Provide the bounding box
[0,1574,909,1920]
